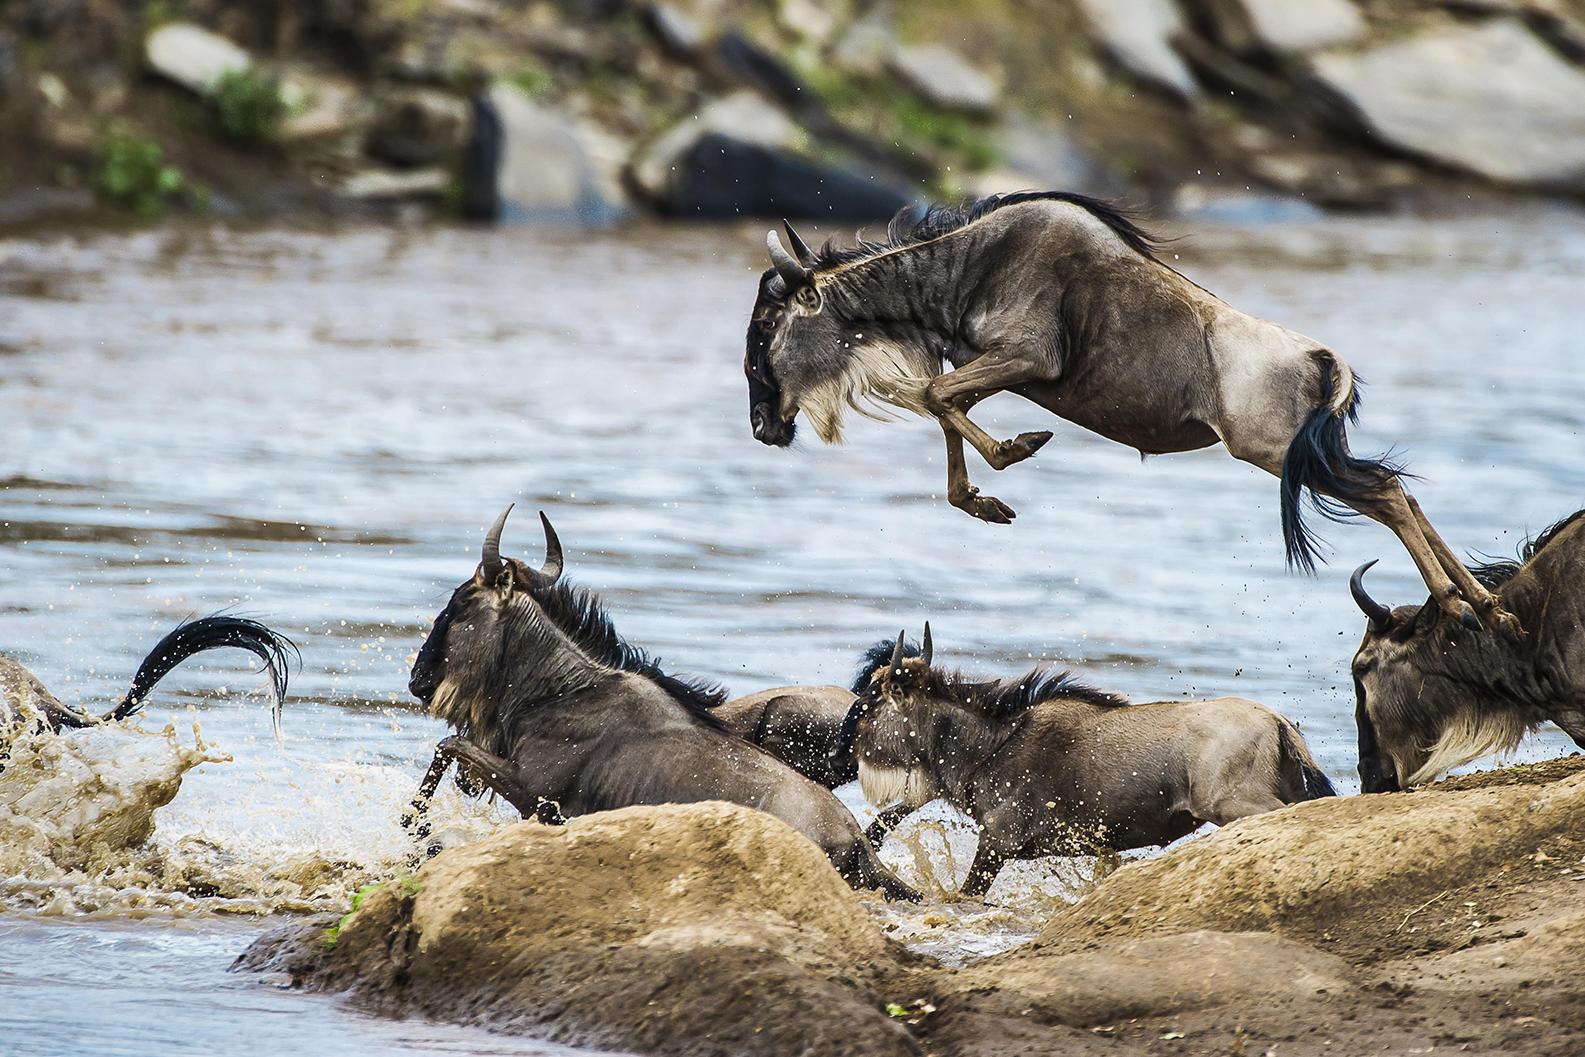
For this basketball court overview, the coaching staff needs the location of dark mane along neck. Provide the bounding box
[1468,508,1585,590]
[811,191,1165,273]
[942,666,1130,721]
[528,580,729,729]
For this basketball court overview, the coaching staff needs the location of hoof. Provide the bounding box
[1457,602,1482,631]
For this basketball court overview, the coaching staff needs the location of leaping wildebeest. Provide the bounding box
[1,615,295,737]
[1349,508,1585,793]
[403,506,920,901]
[835,625,1335,896]
[709,684,859,789]
[743,192,1517,635]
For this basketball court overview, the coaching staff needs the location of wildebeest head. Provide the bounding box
[1348,560,1532,792]
[745,222,850,447]
[409,505,564,740]
[838,626,941,809]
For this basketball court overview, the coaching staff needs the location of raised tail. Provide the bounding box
[1279,351,1402,573]
[1276,718,1337,802]
[93,616,297,736]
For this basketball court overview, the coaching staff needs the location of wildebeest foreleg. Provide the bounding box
[864,802,915,848]
[923,356,1054,472]
[1402,494,1523,638]
[943,425,1016,524]
[959,837,1005,898]
[402,736,545,867]
[1339,483,1485,629]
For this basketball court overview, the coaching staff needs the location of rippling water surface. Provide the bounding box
[2,208,1582,1053]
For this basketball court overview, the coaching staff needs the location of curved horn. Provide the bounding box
[921,621,933,667]
[890,629,907,674]
[481,503,514,583]
[1349,559,1393,632]
[782,219,815,265]
[525,511,564,589]
[766,230,809,287]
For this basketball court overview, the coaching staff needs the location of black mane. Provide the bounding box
[852,637,1129,721]
[531,580,731,730]
[811,191,1166,272]
[1467,508,1585,590]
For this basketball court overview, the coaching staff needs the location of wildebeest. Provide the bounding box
[0,615,294,736]
[835,625,1335,896]
[1349,508,1585,793]
[710,684,858,788]
[403,505,920,901]
[743,192,1516,634]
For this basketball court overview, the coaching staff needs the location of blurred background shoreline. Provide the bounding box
[4,0,1585,233]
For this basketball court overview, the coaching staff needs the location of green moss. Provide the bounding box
[506,60,554,101]
[95,130,188,217]
[211,69,287,145]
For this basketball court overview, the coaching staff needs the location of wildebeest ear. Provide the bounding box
[793,285,821,311]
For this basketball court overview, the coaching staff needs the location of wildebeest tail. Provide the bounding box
[100,616,296,735]
[1276,718,1337,801]
[1280,351,1401,573]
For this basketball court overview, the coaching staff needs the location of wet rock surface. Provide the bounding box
[240,759,1585,1056]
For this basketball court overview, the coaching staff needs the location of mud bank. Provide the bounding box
[238,756,1585,1057]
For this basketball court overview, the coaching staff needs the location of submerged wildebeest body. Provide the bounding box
[837,628,1335,896]
[710,684,859,788]
[1350,509,1585,793]
[0,615,294,739]
[744,192,1517,635]
[404,507,920,901]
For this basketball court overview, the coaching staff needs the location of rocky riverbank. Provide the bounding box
[5,0,1585,229]
[239,755,1585,1057]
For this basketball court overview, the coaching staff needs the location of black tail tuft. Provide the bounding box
[109,616,298,734]
[1279,356,1402,573]
[1278,721,1338,801]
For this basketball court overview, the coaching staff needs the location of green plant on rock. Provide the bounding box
[324,877,419,948]
[507,60,553,101]
[211,68,286,145]
[893,98,998,173]
[95,131,187,217]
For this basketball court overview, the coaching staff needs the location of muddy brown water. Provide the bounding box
[1,208,1582,1054]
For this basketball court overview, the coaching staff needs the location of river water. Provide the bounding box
[1,207,1582,1054]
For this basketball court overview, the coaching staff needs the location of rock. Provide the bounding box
[994,116,1125,197]
[831,9,895,77]
[144,22,250,95]
[487,82,627,224]
[777,0,840,45]
[1239,0,1364,52]
[665,133,912,220]
[1310,19,1585,192]
[885,44,1000,115]
[365,88,470,167]
[1075,0,1199,99]
[236,803,919,1057]
[1040,771,1585,944]
[1198,0,1364,55]
[645,3,706,59]
[630,91,797,199]
[278,71,369,144]
[340,167,451,200]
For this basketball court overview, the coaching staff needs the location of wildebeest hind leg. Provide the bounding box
[924,363,1054,472]
[943,425,1016,524]
[1402,494,1523,639]
[959,838,1005,898]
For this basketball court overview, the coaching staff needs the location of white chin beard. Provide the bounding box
[858,761,934,809]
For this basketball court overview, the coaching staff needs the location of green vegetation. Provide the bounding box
[506,60,554,101]
[324,877,419,948]
[799,63,999,175]
[95,131,189,217]
[211,69,287,145]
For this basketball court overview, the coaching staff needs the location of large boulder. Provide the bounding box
[1197,0,1365,54]
[886,45,1000,115]
[1310,19,1585,192]
[236,802,922,1057]
[631,92,910,220]
[1038,768,1585,945]
[365,88,470,168]
[1075,0,1199,99]
[144,22,250,95]
[485,83,628,224]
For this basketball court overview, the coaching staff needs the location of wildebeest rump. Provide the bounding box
[1349,508,1585,792]
[836,626,1335,896]
[710,684,858,788]
[404,506,920,901]
[743,192,1517,635]
[0,615,294,738]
